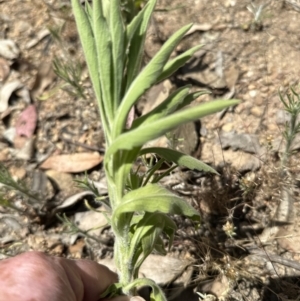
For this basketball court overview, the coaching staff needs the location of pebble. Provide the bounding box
[249,90,257,98]
[250,106,263,117]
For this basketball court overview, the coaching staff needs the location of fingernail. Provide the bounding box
[130,297,145,301]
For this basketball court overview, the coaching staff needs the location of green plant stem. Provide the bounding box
[114,232,135,294]
[282,113,297,168]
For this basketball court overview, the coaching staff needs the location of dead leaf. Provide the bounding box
[0,80,23,112]
[40,152,103,173]
[0,148,10,161]
[13,137,34,160]
[74,210,108,236]
[8,166,26,180]
[46,170,81,198]
[15,85,31,104]
[142,80,172,115]
[126,106,135,129]
[68,239,85,259]
[224,65,239,89]
[3,127,16,143]
[25,28,50,49]
[184,23,213,36]
[15,105,37,138]
[0,57,10,82]
[56,191,94,209]
[0,39,20,60]
[31,61,56,99]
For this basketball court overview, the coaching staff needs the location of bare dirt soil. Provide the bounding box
[1,0,300,300]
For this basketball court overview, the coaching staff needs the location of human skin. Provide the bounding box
[0,251,143,301]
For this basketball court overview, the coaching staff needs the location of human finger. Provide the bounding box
[68,258,118,301]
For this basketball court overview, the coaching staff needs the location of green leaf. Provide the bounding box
[113,23,194,137]
[176,90,210,111]
[112,183,200,234]
[110,0,125,110]
[71,0,111,141]
[126,2,147,45]
[85,1,93,24]
[139,147,218,174]
[139,213,176,258]
[107,99,240,156]
[129,212,176,267]
[137,226,163,265]
[132,88,210,128]
[156,44,203,83]
[132,86,190,128]
[131,216,164,278]
[123,278,167,301]
[152,236,168,255]
[71,0,97,94]
[93,0,114,128]
[125,0,157,91]
[102,0,110,19]
[99,282,124,299]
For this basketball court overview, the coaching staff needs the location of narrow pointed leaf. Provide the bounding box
[139,147,218,174]
[114,23,193,137]
[156,45,203,83]
[125,0,157,90]
[85,1,93,24]
[71,0,98,96]
[112,183,200,234]
[102,0,110,19]
[129,212,176,261]
[129,214,160,259]
[110,0,124,109]
[152,236,167,255]
[126,2,147,45]
[93,0,114,125]
[99,283,124,299]
[132,89,210,128]
[177,90,210,111]
[123,278,167,301]
[132,86,190,128]
[71,0,110,140]
[136,226,163,267]
[107,99,240,156]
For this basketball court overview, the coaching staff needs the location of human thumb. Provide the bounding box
[103,296,146,301]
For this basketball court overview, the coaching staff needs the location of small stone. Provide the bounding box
[0,39,20,60]
[49,244,64,256]
[249,90,257,98]
[250,106,263,117]
[0,148,10,161]
[222,122,234,132]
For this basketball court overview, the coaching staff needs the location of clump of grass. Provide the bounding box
[0,165,40,204]
[48,24,86,99]
[246,2,270,31]
[279,85,300,167]
[0,164,41,218]
[52,55,86,99]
